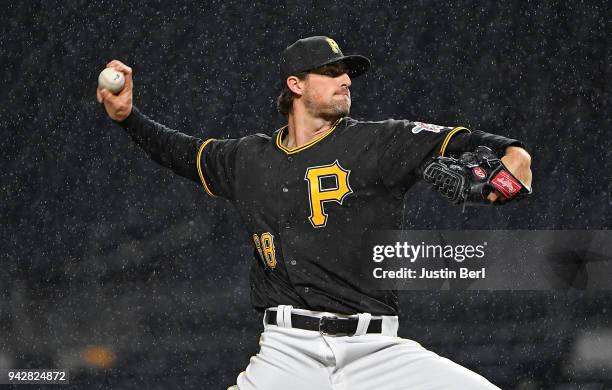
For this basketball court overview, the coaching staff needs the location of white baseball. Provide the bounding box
[98,68,125,94]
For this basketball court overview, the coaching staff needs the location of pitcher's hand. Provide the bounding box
[96,60,133,122]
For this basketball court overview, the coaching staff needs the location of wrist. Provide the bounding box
[113,106,133,123]
[504,146,531,164]
[113,106,138,127]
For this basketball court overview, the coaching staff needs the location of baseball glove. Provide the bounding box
[422,146,532,205]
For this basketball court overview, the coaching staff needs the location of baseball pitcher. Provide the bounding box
[97,36,532,389]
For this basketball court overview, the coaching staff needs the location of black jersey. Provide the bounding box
[118,108,520,315]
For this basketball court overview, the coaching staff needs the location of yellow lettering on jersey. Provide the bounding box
[252,234,264,261]
[326,38,340,54]
[260,233,276,268]
[304,160,353,228]
[253,233,276,269]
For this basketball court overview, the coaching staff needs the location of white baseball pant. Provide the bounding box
[231,305,500,390]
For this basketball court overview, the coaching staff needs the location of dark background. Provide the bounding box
[1,1,610,389]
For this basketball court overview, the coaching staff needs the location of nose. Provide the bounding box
[340,72,351,88]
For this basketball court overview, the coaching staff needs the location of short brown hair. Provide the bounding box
[277,72,308,116]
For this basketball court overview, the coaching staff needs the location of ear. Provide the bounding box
[286,75,305,96]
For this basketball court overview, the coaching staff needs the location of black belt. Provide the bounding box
[265,310,383,336]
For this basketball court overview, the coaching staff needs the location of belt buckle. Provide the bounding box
[319,315,350,337]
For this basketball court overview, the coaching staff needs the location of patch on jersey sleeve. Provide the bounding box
[411,122,447,134]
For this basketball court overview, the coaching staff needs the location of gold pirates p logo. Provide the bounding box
[325,38,340,54]
[304,160,352,228]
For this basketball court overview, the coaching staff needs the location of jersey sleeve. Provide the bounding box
[117,106,202,182]
[376,119,525,197]
[116,106,243,200]
[196,137,242,200]
[443,130,523,157]
[376,120,453,197]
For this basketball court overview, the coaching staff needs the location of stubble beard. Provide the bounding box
[304,92,351,122]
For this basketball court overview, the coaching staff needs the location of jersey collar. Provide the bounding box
[275,117,345,155]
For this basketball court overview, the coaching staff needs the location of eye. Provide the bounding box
[311,64,348,77]
[333,67,349,76]
[323,69,338,76]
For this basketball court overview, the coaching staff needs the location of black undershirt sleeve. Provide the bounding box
[444,130,524,157]
[114,106,203,183]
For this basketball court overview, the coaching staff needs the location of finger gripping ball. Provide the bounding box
[98,68,125,94]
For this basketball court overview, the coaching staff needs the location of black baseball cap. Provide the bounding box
[280,36,370,80]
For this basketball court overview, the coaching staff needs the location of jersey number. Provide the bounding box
[253,232,276,269]
[304,160,353,228]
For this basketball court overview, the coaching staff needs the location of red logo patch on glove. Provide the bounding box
[491,170,522,199]
[472,167,487,180]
